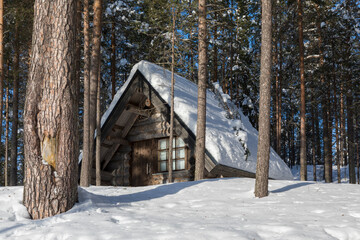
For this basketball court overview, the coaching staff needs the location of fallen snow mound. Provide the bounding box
[102,61,292,180]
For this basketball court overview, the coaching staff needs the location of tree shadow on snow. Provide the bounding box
[77,178,229,207]
[270,182,313,193]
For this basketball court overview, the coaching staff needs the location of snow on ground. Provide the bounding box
[1,178,360,240]
[100,61,292,180]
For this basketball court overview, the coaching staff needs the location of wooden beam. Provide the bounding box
[112,124,124,131]
[101,143,112,148]
[102,114,138,170]
[106,136,130,145]
[125,104,151,117]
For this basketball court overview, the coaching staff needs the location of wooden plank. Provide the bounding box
[211,164,256,178]
[128,122,169,136]
[91,169,113,181]
[102,113,138,170]
[127,132,168,142]
[125,104,151,117]
[112,125,124,131]
[101,143,112,148]
[106,136,130,145]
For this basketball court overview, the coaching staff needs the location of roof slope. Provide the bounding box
[102,61,293,180]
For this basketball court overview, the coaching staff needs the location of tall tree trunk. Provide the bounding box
[212,13,218,83]
[75,0,81,115]
[255,0,272,198]
[347,94,356,184]
[89,0,102,184]
[297,0,307,181]
[23,0,78,219]
[290,110,296,167]
[10,19,20,186]
[96,66,101,186]
[332,64,340,183]
[4,64,8,186]
[316,6,331,183]
[311,101,317,181]
[111,18,116,99]
[168,7,176,183]
[0,0,3,186]
[194,0,207,181]
[315,105,321,164]
[277,40,282,156]
[340,82,346,167]
[80,0,91,187]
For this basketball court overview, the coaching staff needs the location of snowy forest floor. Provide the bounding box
[1,168,360,240]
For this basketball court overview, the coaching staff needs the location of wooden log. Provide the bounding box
[102,114,137,170]
[106,136,130,145]
[127,132,168,142]
[112,124,124,131]
[91,169,113,181]
[101,143,112,148]
[128,122,170,136]
[125,104,151,117]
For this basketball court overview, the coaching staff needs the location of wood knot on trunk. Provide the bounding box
[41,135,57,169]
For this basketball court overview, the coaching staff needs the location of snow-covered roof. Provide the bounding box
[102,61,293,180]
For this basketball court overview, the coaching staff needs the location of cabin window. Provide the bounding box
[158,138,186,172]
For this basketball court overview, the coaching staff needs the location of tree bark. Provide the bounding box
[255,0,272,198]
[212,12,218,83]
[0,0,3,186]
[9,18,20,186]
[194,0,207,181]
[168,7,176,183]
[347,94,356,184]
[23,0,78,219]
[89,0,102,184]
[111,18,116,99]
[298,0,307,181]
[311,101,317,181]
[5,64,8,186]
[315,5,331,182]
[80,0,91,187]
[96,66,101,186]
[340,82,346,167]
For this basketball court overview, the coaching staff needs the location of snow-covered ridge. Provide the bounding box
[101,61,293,180]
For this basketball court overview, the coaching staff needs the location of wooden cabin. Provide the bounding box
[83,61,293,186]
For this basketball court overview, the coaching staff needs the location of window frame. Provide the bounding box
[157,137,187,173]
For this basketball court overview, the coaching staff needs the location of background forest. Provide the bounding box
[0,0,359,186]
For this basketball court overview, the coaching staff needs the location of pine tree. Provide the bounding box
[23,0,78,219]
[194,0,207,181]
[255,0,272,198]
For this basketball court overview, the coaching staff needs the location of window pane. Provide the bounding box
[179,149,185,158]
[177,138,185,147]
[172,161,176,170]
[160,151,167,160]
[159,139,167,150]
[176,160,185,170]
[160,162,167,171]
[172,149,176,159]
